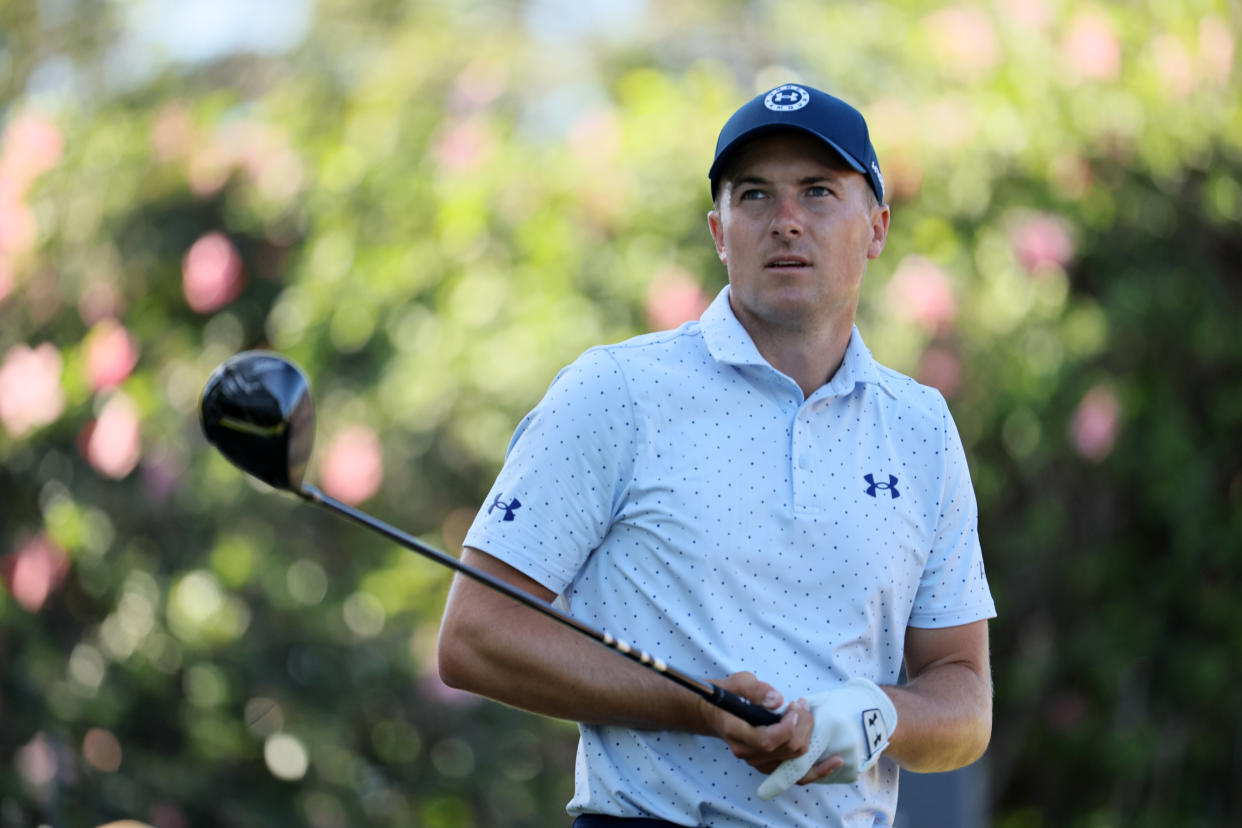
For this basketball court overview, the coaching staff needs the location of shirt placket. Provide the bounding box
[790,403,821,515]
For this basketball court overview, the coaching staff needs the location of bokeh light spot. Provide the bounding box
[264,733,309,781]
[287,559,328,605]
[82,728,123,772]
[85,318,140,391]
[0,343,65,438]
[429,737,474,778]
[85,392,142,479]
[885,256,957,334]
[1070,384,1121,462]
[182,232,244,313]
[342,591,385,637]
[320,425,384,505]
[2,533,70,613]
[645,267,710,331]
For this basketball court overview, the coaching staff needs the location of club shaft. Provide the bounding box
[298,484,780,727]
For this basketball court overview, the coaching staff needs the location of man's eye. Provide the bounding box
[739,189,766,201]
[807,186,833,197]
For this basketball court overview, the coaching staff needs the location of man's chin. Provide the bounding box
[731,290,858,334]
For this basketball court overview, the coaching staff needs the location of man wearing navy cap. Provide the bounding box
[439,83,995,826]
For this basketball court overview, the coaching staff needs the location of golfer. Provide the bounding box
[438,82,995,827]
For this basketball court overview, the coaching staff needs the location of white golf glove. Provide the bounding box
[757,677,897,800]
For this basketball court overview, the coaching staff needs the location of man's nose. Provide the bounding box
[770,193,803,237]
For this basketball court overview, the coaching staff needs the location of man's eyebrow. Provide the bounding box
[800,173,842,185]
[731,171,846,187]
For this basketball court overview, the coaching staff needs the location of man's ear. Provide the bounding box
[708,208,727,265]
[867,203,891,260]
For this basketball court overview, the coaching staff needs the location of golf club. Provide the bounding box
[200,350,782,728]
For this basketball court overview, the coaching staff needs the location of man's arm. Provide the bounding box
[437,546,815,763]
[880,620,993,773]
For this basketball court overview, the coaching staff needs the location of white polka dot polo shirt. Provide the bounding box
[464,285,996,827]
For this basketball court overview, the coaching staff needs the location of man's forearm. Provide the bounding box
[438,578,710,731]
[436,548,716,732]
[880,660,993,773]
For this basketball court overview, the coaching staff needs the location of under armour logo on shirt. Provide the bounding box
[864,473,900,499]
[488,494,522,521]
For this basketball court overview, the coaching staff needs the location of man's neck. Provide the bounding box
[736,307,857,399]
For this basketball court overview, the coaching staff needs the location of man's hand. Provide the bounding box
[757,678,898,799]
[695,672,829,775]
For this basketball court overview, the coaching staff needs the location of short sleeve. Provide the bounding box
[462,347,637,595]
[907,396,997,628]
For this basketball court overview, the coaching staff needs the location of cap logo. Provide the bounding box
[764,84,810,112]
[871,160,885,201]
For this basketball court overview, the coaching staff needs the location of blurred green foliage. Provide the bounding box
[1,0,1239,826]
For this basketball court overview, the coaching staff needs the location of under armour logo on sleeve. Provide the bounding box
[863,473,900,499]
[488,494,522,521]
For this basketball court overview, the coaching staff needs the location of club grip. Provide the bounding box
[709,684,782,727]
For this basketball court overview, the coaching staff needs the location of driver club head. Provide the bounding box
[200,351,314,492]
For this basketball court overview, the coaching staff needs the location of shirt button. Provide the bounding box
[798,455,810,470]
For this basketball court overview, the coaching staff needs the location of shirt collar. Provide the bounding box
[700,285,893,398]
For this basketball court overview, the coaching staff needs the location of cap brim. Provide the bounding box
[708,124,868,193]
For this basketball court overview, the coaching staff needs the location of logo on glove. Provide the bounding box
[862,707,888,758]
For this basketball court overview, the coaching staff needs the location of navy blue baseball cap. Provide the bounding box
[709,83,885,204]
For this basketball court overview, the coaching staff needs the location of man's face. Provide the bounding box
[708,131,889,336]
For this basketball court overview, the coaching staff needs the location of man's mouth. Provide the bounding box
[765,256,810,269]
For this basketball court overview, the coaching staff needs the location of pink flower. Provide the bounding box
[998,0,1053,32]
[2,534,69,613]
[81,728,123,773]
[925,7,1000,78]
[16,732,58,787]
[1010,212,1074,275]
[85,318,140,391]
[83,392,142,479]
[1199,18,1235,85]
[433,120,492,174]
[885,256,956,333]
[645,268,710,331]
[882,153,924,203]
[182,232,244,313]
[917,346,963,398]
[1,113,64,192]
[1063,12,1122,81]
[1151,34,1194,99]
[321,425,384,505]
[1070,384,1120,462]
[0,343,65,437]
